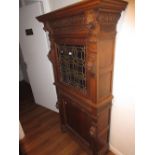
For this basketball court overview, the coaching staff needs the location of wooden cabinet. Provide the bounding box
[37,0,127,154]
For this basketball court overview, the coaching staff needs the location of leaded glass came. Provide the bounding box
[57,45,86,90]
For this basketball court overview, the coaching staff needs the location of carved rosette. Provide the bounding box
[97,11,121,32]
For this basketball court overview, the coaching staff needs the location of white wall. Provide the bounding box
[22,0,51,13]
[49,0,82,11]
[20,2,58,112]
[110,0,135,154]
[19,121,25,140]
[19,64,24,81]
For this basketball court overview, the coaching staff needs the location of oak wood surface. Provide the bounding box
[36,1,127,154]
[19,81,115,155]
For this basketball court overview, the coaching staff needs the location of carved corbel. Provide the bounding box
[85,10,99,34]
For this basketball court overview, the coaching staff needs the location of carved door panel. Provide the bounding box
[62,97,92,144]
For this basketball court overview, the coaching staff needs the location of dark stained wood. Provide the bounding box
[36,0,127,154]
[19,82,115,155]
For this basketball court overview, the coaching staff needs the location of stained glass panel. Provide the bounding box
[57,44,86,90]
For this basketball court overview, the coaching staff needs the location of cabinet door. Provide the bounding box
[63,98,92,144]
[55,43,98,102]
[56,44,87,92]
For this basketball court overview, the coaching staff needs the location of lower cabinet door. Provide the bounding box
[63,99,92,144]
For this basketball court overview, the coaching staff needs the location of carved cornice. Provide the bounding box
[97,11,121,32]
[41,9,121,36]
[50,14,85,28]
[85,9,121,34]
[37,0,127,35]
[37,0,127,23]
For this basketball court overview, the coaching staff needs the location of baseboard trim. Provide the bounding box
[109,144,123,155]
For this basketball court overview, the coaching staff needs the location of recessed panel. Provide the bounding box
[98,72,112,99]
[64,101,91,143]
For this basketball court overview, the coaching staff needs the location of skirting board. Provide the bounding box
[110,144,123,155]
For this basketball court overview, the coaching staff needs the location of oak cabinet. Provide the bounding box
[37,0,127,154]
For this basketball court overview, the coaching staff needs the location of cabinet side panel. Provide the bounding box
[97,105,111,133]
[97,38,115,100]
[98,72,112,99]
[64,98,92,143]
[98,39,114,68]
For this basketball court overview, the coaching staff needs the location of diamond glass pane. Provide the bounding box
[57,45,86,90]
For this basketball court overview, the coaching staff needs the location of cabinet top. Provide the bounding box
[37,0,127,22]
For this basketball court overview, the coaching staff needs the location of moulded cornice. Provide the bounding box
[37,0,127,22]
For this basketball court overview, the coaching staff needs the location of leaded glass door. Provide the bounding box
[57,44,86,91]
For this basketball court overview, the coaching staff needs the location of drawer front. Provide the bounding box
[62,97,92,143]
